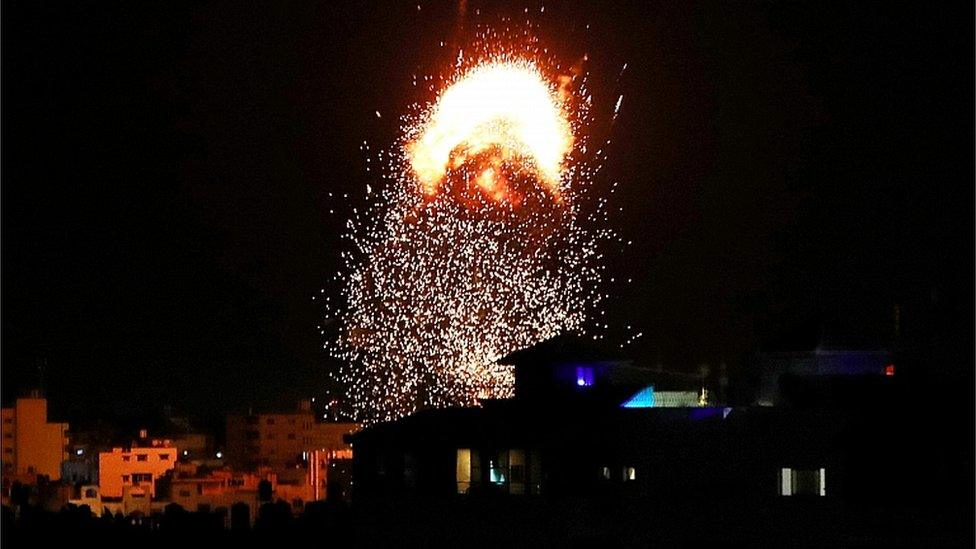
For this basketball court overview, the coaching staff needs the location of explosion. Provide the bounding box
[408,60,573,199]
[323,30,616,424]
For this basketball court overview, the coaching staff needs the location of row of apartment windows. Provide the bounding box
[262,433,302,440]
[121,453,169,462]
[599,466,637,481]
[455,448,541,495]
[264,417,312,429]
[454,450,825,498]
[121,473,153,484]
[253,417,313,429]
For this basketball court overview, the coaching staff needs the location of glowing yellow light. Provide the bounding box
[408,60,573,197]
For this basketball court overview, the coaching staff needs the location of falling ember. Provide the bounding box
[323,29,616,425]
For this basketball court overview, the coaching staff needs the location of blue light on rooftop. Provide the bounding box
[621,386,655,408]
[575,366,595,387]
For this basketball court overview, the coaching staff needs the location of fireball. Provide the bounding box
[408,60,573,200]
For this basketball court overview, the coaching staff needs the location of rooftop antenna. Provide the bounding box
[33,357,47,398]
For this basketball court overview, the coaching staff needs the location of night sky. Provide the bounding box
[3,2,972,426]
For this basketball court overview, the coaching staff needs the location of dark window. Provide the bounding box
[179,489,191,497]
[122,456,131,462]
[132,473,152,484]
[159,454,170,460]
[122,475,130,482]
[287,433,296,440]
[266,418,275,425]
[136,454,147,462]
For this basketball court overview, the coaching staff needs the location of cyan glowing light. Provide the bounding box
[621,386,655,408]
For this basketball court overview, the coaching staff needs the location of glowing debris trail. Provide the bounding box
[324,41,615,424]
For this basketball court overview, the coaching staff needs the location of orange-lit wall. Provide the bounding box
[99,445,177,498]
[1,398,69,480]
[226,411,358,471]
[1,408,14,476]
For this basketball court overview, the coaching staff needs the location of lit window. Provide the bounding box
[456,449,471,494]
[600,466,610,480]
[624,467,636,481]
[779,468,826,496]
[489,453,508,485]
[136,454,147,462]
[885,364,896,376]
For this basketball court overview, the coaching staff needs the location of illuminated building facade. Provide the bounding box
[226,400,358,471]
[98,438,178,498]
[1,392,69,483]
[225,400,359,502]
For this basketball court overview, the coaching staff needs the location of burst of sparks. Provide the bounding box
[323,25,619,424]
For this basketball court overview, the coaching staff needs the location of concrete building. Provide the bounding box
[348,336,912,509]
[226,400,359,473]
[99,438,178,498]
[225,400,358,503]
[159,462,275,525]
[1,392,69,483]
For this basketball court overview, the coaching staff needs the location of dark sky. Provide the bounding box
[3,1,972,425]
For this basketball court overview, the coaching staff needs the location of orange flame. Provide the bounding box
[407,60,573,200]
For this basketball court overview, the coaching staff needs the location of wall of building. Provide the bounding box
[2,397,69,481]
[99,444,177,498]
[1,407,14,477]
[226,409,358,473]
